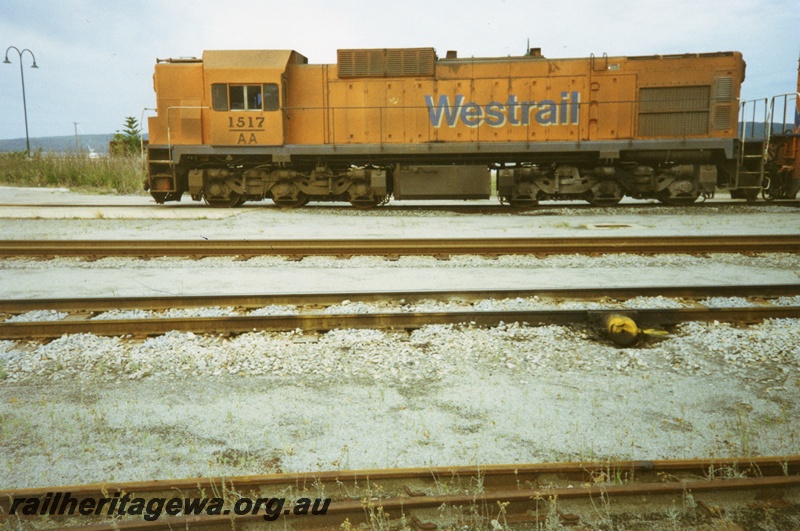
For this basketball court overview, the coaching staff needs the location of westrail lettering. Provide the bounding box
[425,91,581,128]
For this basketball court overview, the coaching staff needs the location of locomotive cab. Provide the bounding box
[204,50,299,147]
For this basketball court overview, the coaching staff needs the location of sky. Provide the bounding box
[1,0,798,141]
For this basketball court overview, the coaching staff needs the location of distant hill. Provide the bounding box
[0,123,793,155]
[0,134,117,155]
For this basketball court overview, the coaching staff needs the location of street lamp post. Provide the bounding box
[3,46,38,157]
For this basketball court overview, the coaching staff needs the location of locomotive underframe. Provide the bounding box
[146,138,753,208]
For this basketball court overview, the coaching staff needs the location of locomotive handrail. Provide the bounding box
[298,96,715,146]
[156,97,729,154]
[769,92,800,135]
[769,91,800,162]
[738,98,770,142]
[589,52,609,72]
[139,107,156,165]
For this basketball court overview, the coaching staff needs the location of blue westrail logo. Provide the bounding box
[425,91,581,128]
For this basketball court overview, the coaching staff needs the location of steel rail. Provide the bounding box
[0,235,798,258]
[2,457,798,529]
[0,200,796,210]
[74,477,800,530]
[2,284,799,314]
[1,306,798,340]
[3,456,797,502]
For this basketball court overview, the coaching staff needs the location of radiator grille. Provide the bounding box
[712,77,734,130]
[338,48,436,78]
[638,86,711,136]
[714,105,732,130]
[639,112,710,136]
[714,77,733,101]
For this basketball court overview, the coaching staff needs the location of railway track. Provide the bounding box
[2,285,798,341]
[0,200,797,211]
[0,235,799,258]
[3,307,798,341]
[2,456,798,529]
[3,284,798,314]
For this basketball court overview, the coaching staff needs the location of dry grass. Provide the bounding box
[0,151,146,194]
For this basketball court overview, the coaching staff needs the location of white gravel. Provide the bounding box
[4,309,68,322]
[1,317,799,488]
[91,306,241,320]
[2,318,798,385]
[699,297,758,308]
[775,295,800,306]
[1,186,799,491]
[3,252,800,271]
[9,292,798,323]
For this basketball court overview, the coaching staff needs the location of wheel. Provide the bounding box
[502,195,538,208]
[271,182,308,208]
[349,198,380,209]
[349,194,389,209]
[347,181,387,209]
[204,191,243,208]
[585,194,622,207]
[585,180,623,207]
[203,178,244,208]
[657,180,699,206]
[273,192,309,209]
[657,193,699,206]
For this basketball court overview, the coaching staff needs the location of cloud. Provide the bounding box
[1,0,797,139]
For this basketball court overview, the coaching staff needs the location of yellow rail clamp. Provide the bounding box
[603,314,640,347]
[602,314,671,346]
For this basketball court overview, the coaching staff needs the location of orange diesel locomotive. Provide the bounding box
[145,47,799,207]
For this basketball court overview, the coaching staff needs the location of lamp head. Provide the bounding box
[2,57,10,64]
[31,61,38,68]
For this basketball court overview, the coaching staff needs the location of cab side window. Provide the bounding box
[211,83,280,112]
[263,83,279,111]
[211,84,228,111]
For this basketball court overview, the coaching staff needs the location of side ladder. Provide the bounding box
[734,98,769,192]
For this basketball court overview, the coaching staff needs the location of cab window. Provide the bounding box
[230,85,261,111]
[211,83,280,112]
[263,83,279,111]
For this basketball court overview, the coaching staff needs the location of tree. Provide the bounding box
[110,116,142,156]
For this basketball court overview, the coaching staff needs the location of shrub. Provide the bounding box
[0,150,145,194]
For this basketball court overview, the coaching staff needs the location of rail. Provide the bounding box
[2,456,798,529]
[0,235,797,258]
[3,284,798,314]
[2,305,798,341]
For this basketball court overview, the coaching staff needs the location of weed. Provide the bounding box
[664,503,682,529]
[492,500,510,529]
[0,151,145,194]
[588,489,613,529]
[733,403,755,456]
[542,495,562,530]
[358,484,397,531]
